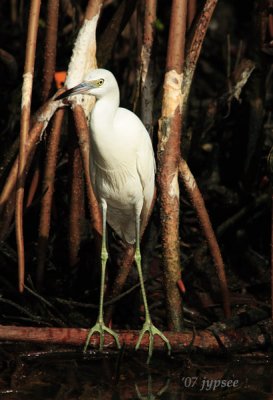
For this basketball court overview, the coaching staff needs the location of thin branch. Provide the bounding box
[26,160,40,208]
[0,98,61,223]
[179,157,231,318]
[72,104,102,235]
[68,128,85,268]
[183,0,218,112]
[97,0,138,67]
[0,48,18,81]
[0,137,19,183]
[140,0,157,137]
[37,109,65,288]
[104,244,136,324]
[54,273,152,309]
[16,0,41,292]
[0,192,16,241]
[217,193,269,237]
[42,0,60,101]
[35,0,103,285]
[187,0,197,30]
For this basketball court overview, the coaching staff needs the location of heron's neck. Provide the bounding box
[91,91,120,136]
[89,90,120,167]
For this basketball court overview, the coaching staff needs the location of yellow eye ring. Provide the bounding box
[98,79,104,86]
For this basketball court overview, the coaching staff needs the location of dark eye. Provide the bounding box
[98,79,104,86]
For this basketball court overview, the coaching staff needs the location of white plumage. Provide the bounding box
[87,69,155,243]
[56,68,170,362]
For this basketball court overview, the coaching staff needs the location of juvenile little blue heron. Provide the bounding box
[56,68,171,361]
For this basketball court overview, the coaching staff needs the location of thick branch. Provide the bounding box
[157,0,187,331]
[0,324,271,354]
[65,0,103,118]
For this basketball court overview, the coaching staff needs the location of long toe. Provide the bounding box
[84,322,121,352]
[135,321,171,363]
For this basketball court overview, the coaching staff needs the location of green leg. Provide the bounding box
[134,210,171,363]
[84,199,120,352]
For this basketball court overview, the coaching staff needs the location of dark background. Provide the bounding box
[0,0,271,331]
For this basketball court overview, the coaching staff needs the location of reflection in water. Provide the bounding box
[135,375,170,399]
[0,344,273,399]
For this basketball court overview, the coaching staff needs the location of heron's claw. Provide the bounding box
[83,321,121,352]
[135,320,171,363]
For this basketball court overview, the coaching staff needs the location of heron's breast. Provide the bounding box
[92,162,143,208]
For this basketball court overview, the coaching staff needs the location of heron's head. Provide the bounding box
[55,69,118,101]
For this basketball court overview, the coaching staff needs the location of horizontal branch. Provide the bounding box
[0,324,271,355]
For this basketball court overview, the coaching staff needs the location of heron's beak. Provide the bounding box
[55,81,92,101]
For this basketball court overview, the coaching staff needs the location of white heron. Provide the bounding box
[56,68,171,361]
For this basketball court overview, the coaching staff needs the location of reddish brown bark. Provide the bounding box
[158,111,183,331]
[26,161,40,208]
[183,0,218,111]
[37,109,65,288]
[42,0,59,101]
[166,3,187,71]
[0,324,270,354]
[157,0,187,331]
[72,105,102,236]
[85,0,103,20]
[140,0,157,137]
[179,158,231,318]
[68,132,85,268]
[0,98,60,224]
[157,0,219,330]
[16,0,41,292]
[187,0,197,30]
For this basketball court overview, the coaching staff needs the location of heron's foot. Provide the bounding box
[135,320,171,363]
[83,321,121,352]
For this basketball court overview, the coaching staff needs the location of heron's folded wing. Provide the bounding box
[136,130,156,234]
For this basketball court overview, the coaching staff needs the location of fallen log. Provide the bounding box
[0,323,272,355]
